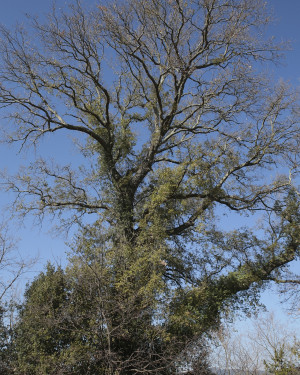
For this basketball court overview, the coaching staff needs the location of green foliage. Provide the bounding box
[14,264,71,374]
[0,305,13,375]
[264,342,300,375]
[11,235,221,374]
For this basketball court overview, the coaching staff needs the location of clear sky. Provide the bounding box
[0,0,299,328]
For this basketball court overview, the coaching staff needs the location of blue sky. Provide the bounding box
[0,0,299,328]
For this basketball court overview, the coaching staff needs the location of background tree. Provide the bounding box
[252,314,300,375]
[209,313,300,375]
[13,264,71,374]
[209,323,263,374]
[0,224,27,301]
[0,304,14,375]
[0,0,299,373]
[0,225,29,375]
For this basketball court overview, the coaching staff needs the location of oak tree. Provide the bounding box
[0,0,299,373]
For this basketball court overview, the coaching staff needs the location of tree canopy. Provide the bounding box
[0,0,299,373]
